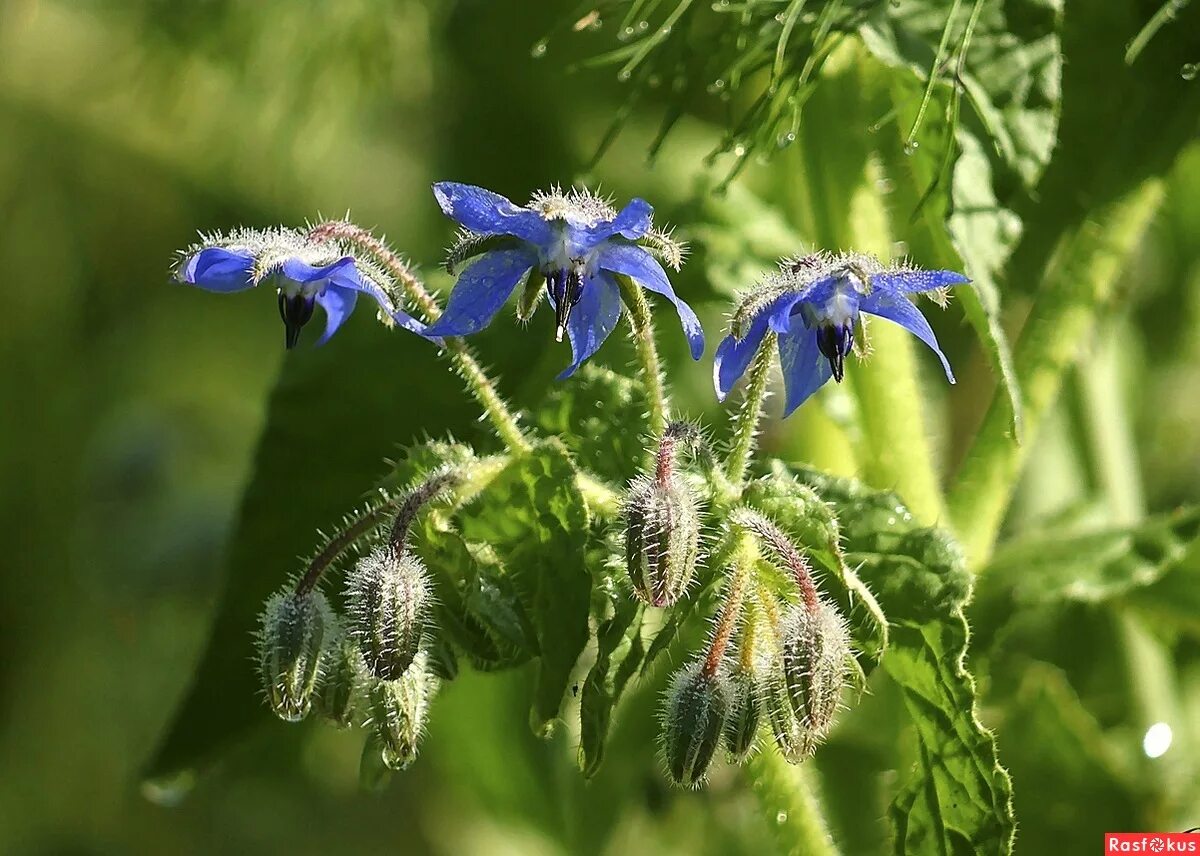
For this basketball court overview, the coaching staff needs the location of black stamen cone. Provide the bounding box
[278,291,316,349]
[546,267,584,342]
[816,323,854,383]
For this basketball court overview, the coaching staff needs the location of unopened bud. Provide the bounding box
[367,651,438,771]
[314,637,363,728]
[623,474,701,607]
[770,600,851,761]
[346,546,430,681]
[722,666,762,760]
[660,660,729,787]
[256,588,334,722]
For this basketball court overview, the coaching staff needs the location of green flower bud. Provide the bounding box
[722,666,762,761]
[623,473,701,607]
[314,637,363,728]
[256,588,334,722]
[770,600,851,761]
[660,660,730,787]
[367,650,438,771]
[346,546,430,681]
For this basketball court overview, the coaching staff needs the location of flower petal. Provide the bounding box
[424,247,537,337]
[574,198,653,251]
[871,269,969,294]
[713,290,803,401]
[860,290,956,383]
[313,284,358,345]
[597,244,704,360]
[183,248,255,292]
[432,182,553,245]
[778,328,832,416]
[558,272,622,379]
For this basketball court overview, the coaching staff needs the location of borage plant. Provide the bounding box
[169,179,1002,850]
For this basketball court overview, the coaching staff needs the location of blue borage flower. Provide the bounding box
[715,252,967,416]
[428,182,704,378]
[174,227,428,349]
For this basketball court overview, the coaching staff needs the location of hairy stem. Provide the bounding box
[947,179,1165,566]
[295,490,400,597]
[617,275,668,438]
[747,751,840,856]
[703,532,755,679]
[725,333,776,490]
[309,221,530,454]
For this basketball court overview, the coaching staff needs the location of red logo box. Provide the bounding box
[1106,833,1200,853]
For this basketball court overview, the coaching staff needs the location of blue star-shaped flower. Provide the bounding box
[426,182,705,378]
[176,227,427,349]
[714,252,966,416]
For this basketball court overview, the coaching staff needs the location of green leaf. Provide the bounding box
[579,579,644,777]
[862,0,1065,442]
[143,325,503,783]
[534,364,650,486]
[971,507,1200,645]
[796,466,1016,855]
[980,506,1200,605]
[452,439,592,734]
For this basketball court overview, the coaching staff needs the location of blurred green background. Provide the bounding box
[1,0,1198,853]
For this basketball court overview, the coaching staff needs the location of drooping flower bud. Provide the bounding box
[256,588,334,722]
[722,665,763,761]
[623,423,703,607]
[367,650,439,771]
[771,601,851,761]
[660,660,730,787]
[314,636,364,728]
[345,546,431,681]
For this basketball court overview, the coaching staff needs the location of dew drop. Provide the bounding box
[1182,63,1198,81]
[777,131,796,148]
[619,25,636,41]
[733,143,747,157]
[530,39,548,59]
[776,811,788,824]
[707,78,727,93]
[617,68,632,82]
[903,139,920,155]
[868,123,881,134]
[637,20,650,32]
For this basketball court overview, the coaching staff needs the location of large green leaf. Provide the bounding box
[143,319,543,783]
[862,0,1065,442]
[453,440,592,734]
[797,467,1016,855]
[535,364,650,486]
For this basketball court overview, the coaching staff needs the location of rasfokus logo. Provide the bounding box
[1106,831,1200,852]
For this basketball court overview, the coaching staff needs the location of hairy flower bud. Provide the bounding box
[314,637,363,728]
[660,660,730,787]
[367,651,439,771]
[256,588,334,722]
[346,546,431,681]
[769,600,851,761]
[722,666,762,760]
[623,474,701,607]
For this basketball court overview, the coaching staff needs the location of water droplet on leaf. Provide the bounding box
[903,139,920,155]
[530,40,548,59]
[1182,63,1198,81]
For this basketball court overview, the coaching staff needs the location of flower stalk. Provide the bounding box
[725,333,776,490]
[617,273,668,438]
[309,220,531,454]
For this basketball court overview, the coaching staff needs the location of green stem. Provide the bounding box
[309,221,531,455]
[725,333,775,490]
[617,275,667,439]
[746,751,840,856]
[947,179,1165,566]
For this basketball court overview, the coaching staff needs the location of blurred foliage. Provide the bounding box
[1,0,1199,854]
